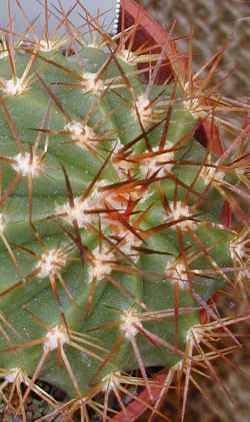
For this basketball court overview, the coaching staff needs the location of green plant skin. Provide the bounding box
[0,34,236,402]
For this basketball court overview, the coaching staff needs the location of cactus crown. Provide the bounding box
[0,1,249,420]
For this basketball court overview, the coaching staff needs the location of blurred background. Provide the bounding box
[0,0,117,37]
[140,0,250,100]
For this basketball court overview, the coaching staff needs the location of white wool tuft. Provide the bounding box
[165,201,196,230]
[5,368,20,383]
[43,326,69,352]
[165,259,189,289]
[12,152,43,177]
[88,246,115,282]
[3,78,25,96]
[120,309,142,339]
[36,248,67,279]
[140,146,174,178]
[82,72,105,93]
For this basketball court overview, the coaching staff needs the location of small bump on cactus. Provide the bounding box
[0,1,249,421]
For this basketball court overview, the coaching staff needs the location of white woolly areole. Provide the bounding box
[57,180,128,229]
[230,236,248,262]
[165,201,196,230]
[4,368,20,383]
[230,242,245,261]
[64,121,96,146]
[2,78,26,96]
[183,96,205,118]
[82,72,105,93]
[112,138,132,178]
[56,196,93,228]
[119,231,142,262]
[102,371,121,392]
[56,182,107,228]
[12,152,43,177]
[36,248,67,279]
[200,164,224,185]
[120,309,142,339]
[165,260,189,289]
[88,246,115,282]
[64,121,84,139]
[183,82,206,118]
[39,39,56,52]
[134,95,152,125]
[140,147,174,178]
[0,214,6,235]
[43,326,69,352]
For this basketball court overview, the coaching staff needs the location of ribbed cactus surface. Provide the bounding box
[0,3,248,420]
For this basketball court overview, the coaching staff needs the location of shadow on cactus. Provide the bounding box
[0,1,249,421]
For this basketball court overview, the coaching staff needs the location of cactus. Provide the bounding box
[0,2,249,421]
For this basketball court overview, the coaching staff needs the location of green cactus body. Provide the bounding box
[0,8,246,420]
